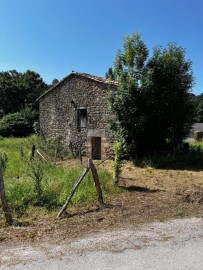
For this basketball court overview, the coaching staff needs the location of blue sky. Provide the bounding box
[0,0,202,94]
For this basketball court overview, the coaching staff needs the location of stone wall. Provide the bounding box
[39,74,117,159]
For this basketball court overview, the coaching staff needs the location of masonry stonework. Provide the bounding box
[38,72,117,160]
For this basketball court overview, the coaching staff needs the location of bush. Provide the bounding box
[0,106,38,137]
[36,136,70,161]
[0,112,32,137]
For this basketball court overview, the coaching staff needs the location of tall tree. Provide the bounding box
[19,70,48,110]
[109,34,195,156]
[108,33,149,155]
[140,44,194,153]
[0,70,22,114]
[0,70,48,115]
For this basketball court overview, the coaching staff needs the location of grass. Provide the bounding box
[1,137,203,245]
[0,136,118,221]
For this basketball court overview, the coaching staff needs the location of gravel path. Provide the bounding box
[1,217,203,269]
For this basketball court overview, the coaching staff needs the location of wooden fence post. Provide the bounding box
[57,166,90,218]
[89,159,104,208]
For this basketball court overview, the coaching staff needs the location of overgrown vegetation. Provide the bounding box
[112,129,125,183]
[0,136,117,221]
[0,70,48,137]
[0,108,38,137]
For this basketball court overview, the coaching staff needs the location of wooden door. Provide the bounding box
[91,137,101,160]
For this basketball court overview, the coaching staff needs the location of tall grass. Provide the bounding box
[0,136,116,218]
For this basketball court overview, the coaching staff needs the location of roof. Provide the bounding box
[37,71,118,101]
[191,123,203,132]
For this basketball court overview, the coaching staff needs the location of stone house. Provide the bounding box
[37,71,118,160]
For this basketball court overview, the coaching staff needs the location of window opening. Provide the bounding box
[77,108,87,128]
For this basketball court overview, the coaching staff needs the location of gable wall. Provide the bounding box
[39,75,116,158]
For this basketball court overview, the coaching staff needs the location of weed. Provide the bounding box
[112,129,125,182]
[0,137,117,216]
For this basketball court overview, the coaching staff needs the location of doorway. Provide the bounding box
[91,137,101,160]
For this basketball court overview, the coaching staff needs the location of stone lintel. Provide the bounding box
[87,129,105,137]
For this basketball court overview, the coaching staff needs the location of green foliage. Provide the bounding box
[112,129,125,181]
[0,70,48,115]
[20,106,39,129]
[0,106,39,137]
[0,137,118,217]
[109,33,195,157]
[35,136,70,161]
[26,158,47,205]
[0,112,33,137]
[140,43,194,154]
[50,78,59,87]
[0,69,48,138]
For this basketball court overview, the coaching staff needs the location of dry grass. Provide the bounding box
[1,159,203,245]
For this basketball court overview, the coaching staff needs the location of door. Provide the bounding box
[91,137,101,160]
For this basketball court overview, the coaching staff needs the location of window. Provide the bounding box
[77,108,87,128]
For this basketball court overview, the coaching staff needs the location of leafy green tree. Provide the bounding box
[0,70,22,114]
[109,34,195,156]
[108,33,149,155]
[19,70,48,110]
[140,43,194,154]
[0,70,48,115]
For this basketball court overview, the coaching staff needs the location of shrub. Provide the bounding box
[0,112,32,137]
[112,129,125,182]
[36,136,70,161]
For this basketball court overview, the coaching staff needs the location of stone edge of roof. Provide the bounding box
[36,71,118,101]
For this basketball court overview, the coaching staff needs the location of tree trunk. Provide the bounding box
[0,167,13,225]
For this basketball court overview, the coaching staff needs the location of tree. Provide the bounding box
[0,70,48,115]
[108,33,149,155]
[19,70,48,110]
[51,78,59,87]
[140,43,194,154]
[0,70,22,114]
[108,33,195,156]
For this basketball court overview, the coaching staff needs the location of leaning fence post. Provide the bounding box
[57,166,90,218]
[89,159,104,208]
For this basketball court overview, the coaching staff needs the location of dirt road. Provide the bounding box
[1,217,203,269]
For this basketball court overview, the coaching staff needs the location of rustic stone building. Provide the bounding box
[37,71,117,160]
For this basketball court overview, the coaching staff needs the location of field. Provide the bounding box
[0,137,203,244]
